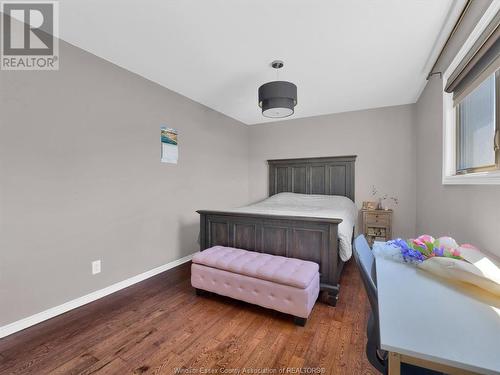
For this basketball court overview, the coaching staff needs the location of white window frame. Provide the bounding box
[442,0,500,185]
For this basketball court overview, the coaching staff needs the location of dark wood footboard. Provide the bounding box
[197,210,344,305]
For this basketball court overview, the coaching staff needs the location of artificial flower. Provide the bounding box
[417,234,435,243]
[437,236,459,250]
[387,235,466,263]
[432,247,444,257]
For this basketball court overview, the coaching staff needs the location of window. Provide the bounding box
[442,3,500,184]
[456,71,499,174]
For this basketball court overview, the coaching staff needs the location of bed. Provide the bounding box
[197,155,357,306]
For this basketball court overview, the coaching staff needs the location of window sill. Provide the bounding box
[442,170,500,185]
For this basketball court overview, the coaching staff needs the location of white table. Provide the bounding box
[376,256,500,375]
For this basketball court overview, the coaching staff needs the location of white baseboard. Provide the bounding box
[0,253,195,339]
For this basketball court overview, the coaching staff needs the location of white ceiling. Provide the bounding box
[59,0,465,125]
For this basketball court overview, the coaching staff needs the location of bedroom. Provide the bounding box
[1,0,500,374]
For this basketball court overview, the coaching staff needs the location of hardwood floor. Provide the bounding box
[0,260,376,374]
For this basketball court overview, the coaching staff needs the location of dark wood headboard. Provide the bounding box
[268,155,356,201]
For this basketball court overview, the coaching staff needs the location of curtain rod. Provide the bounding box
[426,0,472,80]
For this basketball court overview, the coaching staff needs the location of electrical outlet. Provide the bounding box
[92,260,101,275]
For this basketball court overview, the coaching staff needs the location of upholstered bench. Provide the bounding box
[191,246,320,326]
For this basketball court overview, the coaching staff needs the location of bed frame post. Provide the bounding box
[199,213,208,251]
[318,222,341,306]
[320,284,340,306]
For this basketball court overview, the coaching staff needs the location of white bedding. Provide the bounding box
[226,193,357,261]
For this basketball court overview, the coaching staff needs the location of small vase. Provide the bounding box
[377,198,383,210]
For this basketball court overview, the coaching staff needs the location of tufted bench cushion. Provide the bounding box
[192,246,319,288]
[191,246,320,323]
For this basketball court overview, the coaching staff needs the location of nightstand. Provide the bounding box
[361,209,393,247]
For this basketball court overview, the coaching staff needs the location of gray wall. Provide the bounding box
[415,0,500,256]
[248,105,417,240]
[0,40,249,326]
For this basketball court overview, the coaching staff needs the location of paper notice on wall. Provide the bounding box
[161,126,178,164]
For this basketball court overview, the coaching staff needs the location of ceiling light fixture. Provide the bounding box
[258,60,297,118]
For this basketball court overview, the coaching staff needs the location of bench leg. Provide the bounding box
[293,317,307,327]
[195,288,211,296]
